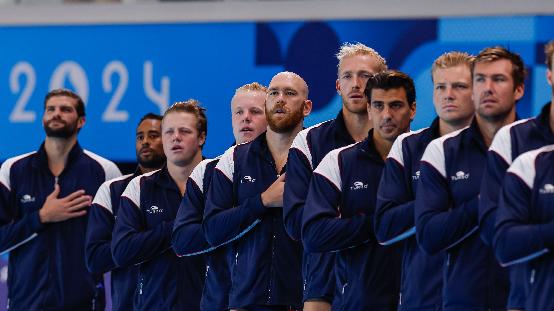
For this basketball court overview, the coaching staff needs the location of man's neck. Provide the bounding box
[372,131,394,161]
[266,124,302,173]
[167,152,203,196]
[476,109,517,147]
[44,136,77,177]
[438,116,473,136]
[139,166,161,175]
[342,108,371,142]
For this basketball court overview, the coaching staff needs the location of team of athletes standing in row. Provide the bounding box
[0,40,553,311]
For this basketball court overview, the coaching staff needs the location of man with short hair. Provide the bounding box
[231,82,270,144]
[283,42,386,310]
[112,100,207,310]
[85,113,165,311]
[483,40,554,309]
[204,72,312,310]
[172,82,268,311]
[0,89,121,310]
[494,144,554,311]
[375,51,475,310]
[415,46,526,309]
[302,70,415,310]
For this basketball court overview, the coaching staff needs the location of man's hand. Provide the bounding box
[39,184,92,223]
[261,173,286,208]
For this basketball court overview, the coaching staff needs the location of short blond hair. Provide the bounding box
[336,42,387,74]
[163,99,207,147]
[545,40,554,70]
[431,51,475,82]
[235,82,267,95]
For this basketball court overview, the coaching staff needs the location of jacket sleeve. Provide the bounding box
[203,147,267,247]
[0,160,45,255]
[479,128,512,246]
[375,135,416,245]
[283,132,313,241]
[415,140,479,255]
[111,178,173,267]
[85,180,117,273]
[172,173,214,256]
[302,150,372,253]
[494,154,552,267]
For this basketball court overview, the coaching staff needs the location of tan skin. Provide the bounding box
[369,87,416,161]
[336,54,382,142]
[136,118,165,174]
[433,65,475,136]
[39,96,92,223]
[231,90,268,144]
[472,59,524,147]
[260,72,312,208]
[162,111,205,195]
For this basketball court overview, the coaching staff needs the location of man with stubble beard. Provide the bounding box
[204,72,312,311]
[85,113,165,311]
[0,89,121,310]
[283,43,387,310]
[415,46,526,310]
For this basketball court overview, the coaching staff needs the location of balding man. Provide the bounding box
[204,72,312,310]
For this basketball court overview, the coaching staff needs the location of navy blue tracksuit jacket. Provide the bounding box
[284,111,355,303]
[302,132,401,311]
[112,166,205,311]
[375,118,443,311]
[415,119,509,310]
[204,133,303,309]
[172,158,231,311]
[0,142,121,311]
[86,172,137,311]
[494,145,554,311]
[480,102,554,308]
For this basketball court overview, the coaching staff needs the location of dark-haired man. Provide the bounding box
[0,89,121,310]
[484,40,554,309]
[302,70,415,310]
[283,42,386,311]
[375,51,475,310]
[85,113,165,311]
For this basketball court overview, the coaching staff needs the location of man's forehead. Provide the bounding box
[371,87,407,99]
[162,111,196,126]
[45,96,77,107]
[474,58,513,73]
[137,119,162,131]
[339,54,379,71]
[232,90,266,107]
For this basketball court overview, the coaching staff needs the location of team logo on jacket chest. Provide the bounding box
[412,171,420,181]
[350,181,368,190]
[146,205,164,214]
[451,171,470,181]
[20,194,36,203]
[241,175,256,183]
[539,183,554,194]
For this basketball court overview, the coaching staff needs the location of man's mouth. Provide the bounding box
[274,107,286,114]
[140,148,153,155]
[240,127,253,133]
[482,97,498,104]
[349,93,364,99]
